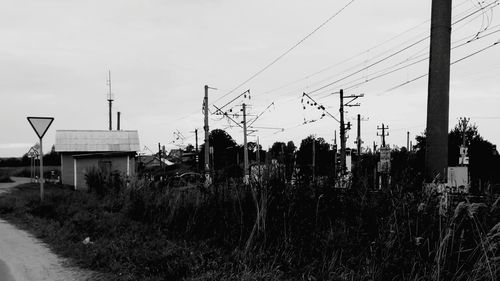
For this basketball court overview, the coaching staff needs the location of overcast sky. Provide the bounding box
[1,0,499,157]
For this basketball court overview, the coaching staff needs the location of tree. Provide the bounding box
[296,135,333,179]
[198,129,238,173]
[185,144,195,153]
[413,119,500,187]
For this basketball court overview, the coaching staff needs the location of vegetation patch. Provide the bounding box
[0,170,499,281]
[0,175,13,183]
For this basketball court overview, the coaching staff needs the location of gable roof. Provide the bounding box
[55,130,140,152]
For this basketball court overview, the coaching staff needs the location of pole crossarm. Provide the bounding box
[302,92,340,123]
[217,89,250,112]
[212,104,244,129]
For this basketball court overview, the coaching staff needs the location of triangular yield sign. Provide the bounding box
[27,117,54,139]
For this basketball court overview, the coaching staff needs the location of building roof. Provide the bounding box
[55,130,140,152]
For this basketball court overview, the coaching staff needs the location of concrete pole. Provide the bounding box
[195,129,199,153]
[204,85,211,185]
[407,131,410,150]
[158,142,162,169]
[357,114,361,158]
[425,0,452,182]
[339,89,346,174]
[243,103,249,184]
[312,137,316,182]
[382,124,386,147]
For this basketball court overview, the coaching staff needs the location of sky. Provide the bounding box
[1,0,499,157]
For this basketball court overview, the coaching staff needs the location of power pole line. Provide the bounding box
[339,89,363,174]
[242,103,249,185]
[377,124,389,147]
[353,114,368,157]
[203,85,214,186]
[194,129,199,153]
[312,136,316,182]
[158,142,162,169]
[407,131,410,150]
[106,70,114,131]
[425,0,452,182]
[357,114,361,158]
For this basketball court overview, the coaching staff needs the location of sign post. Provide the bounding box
[27,117,54,201]
[27,146,39,182]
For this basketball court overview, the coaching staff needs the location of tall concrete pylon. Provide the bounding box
[425,0,452,182]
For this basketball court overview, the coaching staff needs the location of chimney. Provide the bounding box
[117,111,121,130]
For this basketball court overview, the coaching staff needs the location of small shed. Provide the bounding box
[55,130,140,190]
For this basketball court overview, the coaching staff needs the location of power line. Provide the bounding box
[379,39,500,94]
[213,0,356,104]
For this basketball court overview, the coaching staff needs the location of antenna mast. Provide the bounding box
[107,70,114,131]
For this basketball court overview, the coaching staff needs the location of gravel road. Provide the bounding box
[0,177,97,281]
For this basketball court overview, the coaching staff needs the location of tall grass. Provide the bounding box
[0,167,498,280]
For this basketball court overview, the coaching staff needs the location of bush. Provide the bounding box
[0,175,13,183]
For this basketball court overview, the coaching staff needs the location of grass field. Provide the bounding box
[0,175,498,280]
[0,166,60,178]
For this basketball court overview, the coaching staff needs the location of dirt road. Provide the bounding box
[0,177,96,281]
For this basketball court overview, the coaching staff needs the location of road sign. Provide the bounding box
[380,147,391,161]
[459,146,468,156]
[27,117,54,139]
[27,147,39,158]
[27,116,54,202]
[459,156,469,165]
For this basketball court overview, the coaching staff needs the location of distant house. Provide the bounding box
[138,155,175,168]
[55,130,140,190]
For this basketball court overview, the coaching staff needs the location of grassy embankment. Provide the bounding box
[0,171,499,280]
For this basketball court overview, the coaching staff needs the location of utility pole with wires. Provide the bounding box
[158,142,162,170]
[425,0,452,183]
[377,124,389,147]
[338,89,363,174]
[242,103,249,185]
[203,85,216,187]
[312,136,316,183]
[407,131,410,151]
[194,129,199,153]
[354,114,369,158]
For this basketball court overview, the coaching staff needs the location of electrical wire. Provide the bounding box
[212,0,356,105]
[379,39,500,95]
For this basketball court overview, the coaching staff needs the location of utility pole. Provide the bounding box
[425,0,452,182]
[204,85,211,186]
[242,103,249,184]
[377,124,389,147]
[158,142,162,169]
[339,90,346,174]
[407,131,410,150]
[117,111,121,130]
[195,129,199,153]
[356,114,361,158]
[338,89,363,174]
[312,137,316,182]
[107,70,113,131]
